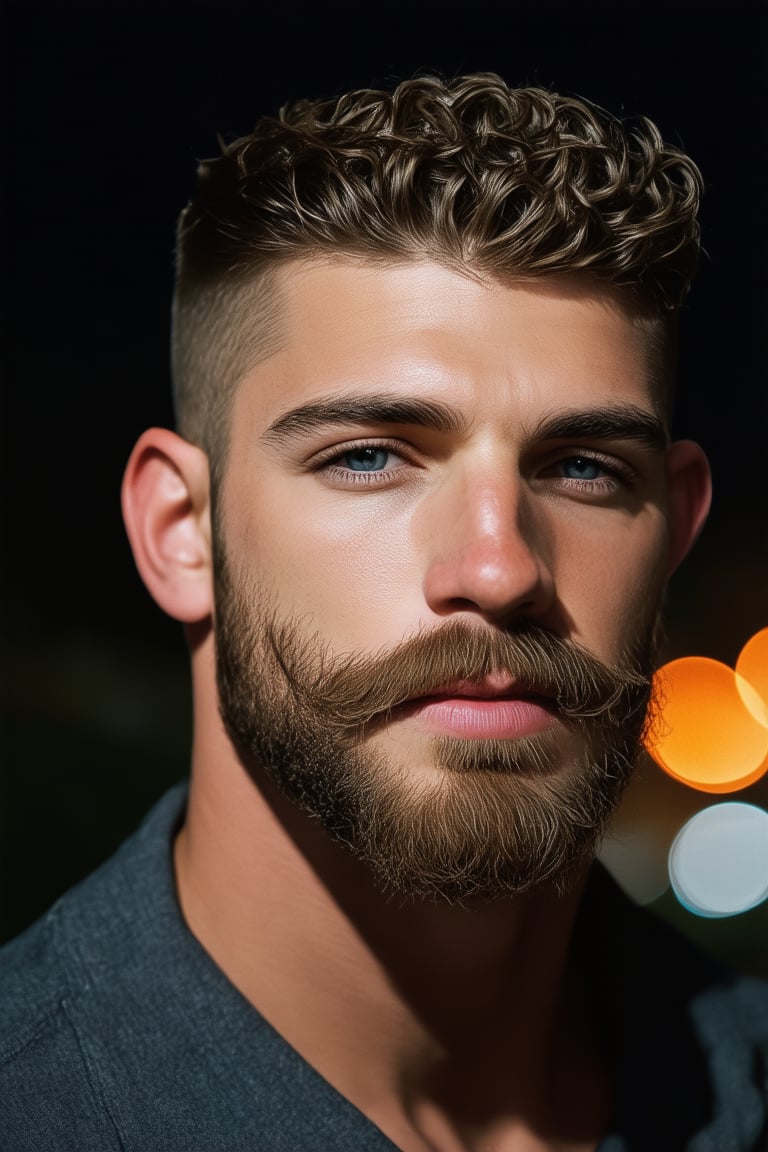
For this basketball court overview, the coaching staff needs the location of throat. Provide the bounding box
[361,965,613,1152]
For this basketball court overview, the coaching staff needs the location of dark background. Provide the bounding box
[2,1,767,965]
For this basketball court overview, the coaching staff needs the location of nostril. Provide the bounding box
[448,597,484,613]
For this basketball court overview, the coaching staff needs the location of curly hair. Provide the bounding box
[172,73,702,461]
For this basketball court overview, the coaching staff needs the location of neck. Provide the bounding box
[175,734,610,1150]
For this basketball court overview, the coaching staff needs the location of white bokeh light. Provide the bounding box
[669,802,768,918]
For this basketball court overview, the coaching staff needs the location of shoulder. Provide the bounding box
[0,785,188,1151]
[0,899,67,1044]
[0,901,122,1149]
[586,866,768,1149]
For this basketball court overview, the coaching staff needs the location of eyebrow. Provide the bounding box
[530,405,668,451]
[261,393,667,453]
[261,392,467,446]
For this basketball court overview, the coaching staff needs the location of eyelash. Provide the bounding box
[312,439,414,486]
[309,441,638,492]
[544,450,638,491]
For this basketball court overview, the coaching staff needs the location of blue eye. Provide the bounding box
[560,456,604,481]
[342,447,391,472]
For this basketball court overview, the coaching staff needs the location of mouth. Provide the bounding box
[393,675,560,740]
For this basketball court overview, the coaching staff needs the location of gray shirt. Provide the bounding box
[1,786,766,1150]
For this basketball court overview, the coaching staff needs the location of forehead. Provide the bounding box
[234,260,666,426]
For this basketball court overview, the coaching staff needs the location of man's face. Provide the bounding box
[213,262,673,900]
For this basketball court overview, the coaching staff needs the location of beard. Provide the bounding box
[214,554,656,904]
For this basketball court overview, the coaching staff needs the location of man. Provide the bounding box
[1,73,766,1151]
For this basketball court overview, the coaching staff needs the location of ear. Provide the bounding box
[121,428,214,623]
[665,439,712,577]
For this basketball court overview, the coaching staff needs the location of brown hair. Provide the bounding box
[172,72,702,465]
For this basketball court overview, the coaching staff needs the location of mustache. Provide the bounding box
[265,617,652,734]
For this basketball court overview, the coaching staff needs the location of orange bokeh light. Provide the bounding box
[735,627,768,728]
[646,655,768,793]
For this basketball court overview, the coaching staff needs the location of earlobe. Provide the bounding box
[121,428,214,623]
[665,439,712,577]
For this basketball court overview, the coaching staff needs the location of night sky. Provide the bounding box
[2,1,766,958]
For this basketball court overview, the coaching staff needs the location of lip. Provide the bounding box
[396,676,559,740]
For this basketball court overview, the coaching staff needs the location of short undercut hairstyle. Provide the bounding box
[172,72,702,472]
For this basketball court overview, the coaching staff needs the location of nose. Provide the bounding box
[422,469,555,623]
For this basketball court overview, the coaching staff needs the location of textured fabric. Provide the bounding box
[1,785,766,1150]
